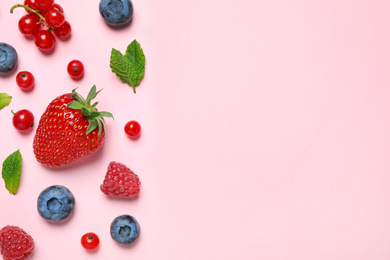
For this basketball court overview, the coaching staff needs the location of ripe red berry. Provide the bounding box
[18,13,41,37]
[54,20,71,40]
[67,60,84,79]
[34,30,56,52]
[33,86,113,167]
[0,226,34,260]
[16,71,35,91]
[45,8,65,28]
[34,0,54,11]
[24,0,37,12]
[100,161,141,198]
[81,232,100,250]
[124,120,141,138]
[12,109,34,131]
[52,3,64,13]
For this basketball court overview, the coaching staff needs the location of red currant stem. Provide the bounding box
[10,4,55,31]
[11,110,15,115]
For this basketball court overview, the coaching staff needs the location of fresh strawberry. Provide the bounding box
[33,85,113,167]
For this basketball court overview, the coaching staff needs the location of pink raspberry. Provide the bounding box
[100,161,141,198]
[0,226,34,260]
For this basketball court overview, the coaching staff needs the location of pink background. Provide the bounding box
[1,0,390,259]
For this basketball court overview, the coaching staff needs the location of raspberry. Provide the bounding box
[0,226,34,260]
[100,161,141,198]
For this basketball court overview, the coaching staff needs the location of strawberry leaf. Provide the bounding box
[86,120,98,135]
[85,85,97,105]
[71,88,86,103]
[67,101,84,110]
[99,111,114,119]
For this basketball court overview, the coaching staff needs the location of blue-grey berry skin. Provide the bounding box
[110,215,140,245]
[0,43,18,74]
[37,185,75,222]
[99,0,133,26]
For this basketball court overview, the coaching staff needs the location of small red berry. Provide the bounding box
[54,21,71,40]
[18,13,41,37]
[34,30,56,52]
[81,232,100,250]
[34,0,54,11]
[67,60,84,79]
[45,8,65,28]
[24,0,37,12]
[124,120,141,139]
[52,3,64,13]
[12,109,34,131]
[16,71,35,91]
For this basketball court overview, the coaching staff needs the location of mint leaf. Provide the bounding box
[2,150,22,195]
[110,40,145,93]
[0,93,12,109]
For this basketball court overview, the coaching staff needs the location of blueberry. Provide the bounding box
[37,185,75,222]
[110,215,140,245]
[0,43,18,75]
[99,0,133,26]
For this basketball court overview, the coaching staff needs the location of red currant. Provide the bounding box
[16,71,35,91]
[124,120,141,138]
[54,21,71,40]
[18,13,41,37]
[12,109,34,131]
[34,30,56,52]
[34,0,54,11]
[24,0,37,12]
[67,60,84,79]
[45,8,65,28]
[81,233,100,250]
[52,3,64,13]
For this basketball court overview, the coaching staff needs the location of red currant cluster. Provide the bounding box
[10,0,72,53]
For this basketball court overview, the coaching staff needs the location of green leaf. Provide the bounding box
[89,112,100,118]
[81,108,90,116]
[89,102,99,111]
[99,111,114,119]
[110,40,145,93]
[2,150,22,195]
[85,85,97,105]
[86,120,98,135]
[125,40,145,91]
[0,93,12,109]
[110,48,132,84]
[96,117,103,136]
[97,117,106,135]
[71,88,86,104]
[67,101,84,110]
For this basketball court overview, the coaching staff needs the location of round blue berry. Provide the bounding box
[37,185,75,222]
[110,215,140,245]
[99,0,133,26]
[0,43,18,75]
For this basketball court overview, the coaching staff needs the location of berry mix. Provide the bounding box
[0,0,144,258]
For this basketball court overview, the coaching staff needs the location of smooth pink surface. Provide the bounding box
[1,0,390,259]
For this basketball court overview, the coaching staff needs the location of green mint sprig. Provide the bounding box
[0,93,12,110]
[2,149,22,195]
[110,40,145,93]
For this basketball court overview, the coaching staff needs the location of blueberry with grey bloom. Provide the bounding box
[110,215,140,245]
[37,185,75,222]
[0,43,18,74]
[99,0,133,26]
